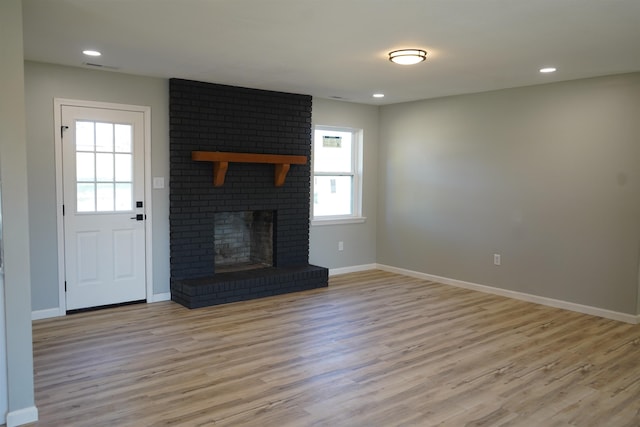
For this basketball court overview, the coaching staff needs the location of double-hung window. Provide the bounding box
[312,126,364,224]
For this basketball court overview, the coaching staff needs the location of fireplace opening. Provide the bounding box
[214,210,274,273]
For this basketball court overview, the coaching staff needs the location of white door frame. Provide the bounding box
[54,98,153,315]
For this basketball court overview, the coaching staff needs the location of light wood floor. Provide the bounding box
[30,270,640,426]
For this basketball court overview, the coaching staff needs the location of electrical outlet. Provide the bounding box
[494,254,501,266]
[338,241,344,251]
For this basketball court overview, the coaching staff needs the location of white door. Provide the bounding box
[61,105,146,310]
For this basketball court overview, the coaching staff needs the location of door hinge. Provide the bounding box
[61,125,69,138]
[64,281,67,292]
[62,204,65,216]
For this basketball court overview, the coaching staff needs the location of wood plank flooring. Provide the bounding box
[30,270,640,426]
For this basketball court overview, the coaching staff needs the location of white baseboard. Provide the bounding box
[376,264,639,324]
[329,264,377,276]
[31,307,64,321]
[30,267,640,324]
[6,405,38,427]
[148,292,171,303]
[32,293,172,320]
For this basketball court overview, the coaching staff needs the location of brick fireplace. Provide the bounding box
[169,78,328,308]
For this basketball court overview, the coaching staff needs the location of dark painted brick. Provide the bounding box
[169,78,326,307]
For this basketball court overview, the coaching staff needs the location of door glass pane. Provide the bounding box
[75,119,136,214]
[76,121,95,152]
[313,175,353,216]
[96,153,114,181]
[115,154,132,182]
[96,183,114,211]
[95,122,114,152]
[115,124,132,153]
[76,152,95,181]
[115,183,132,211]
[77,183,95,212]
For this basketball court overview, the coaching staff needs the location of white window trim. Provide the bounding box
[311,125,365,225]
[311,216,366,226]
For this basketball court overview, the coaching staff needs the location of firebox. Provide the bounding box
[214,210,273,273]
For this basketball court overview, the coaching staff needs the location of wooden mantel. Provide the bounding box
[192,151,308,187]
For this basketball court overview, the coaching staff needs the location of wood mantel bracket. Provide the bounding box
[192,151,307,187]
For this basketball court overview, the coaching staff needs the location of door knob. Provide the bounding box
[130,214,144,221]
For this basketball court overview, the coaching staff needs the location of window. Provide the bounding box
[312,126,364,224]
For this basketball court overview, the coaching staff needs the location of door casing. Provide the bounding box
[54,98,153,315]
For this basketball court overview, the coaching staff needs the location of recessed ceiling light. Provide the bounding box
[389,49,427,65]
[373,93,385,98]
[539,67,557,73]
[83,50,102,57]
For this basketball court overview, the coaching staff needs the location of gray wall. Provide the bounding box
[309,98,379,269]
[0,0,36,417]
[378,73,640,315]
[24,62,170,311]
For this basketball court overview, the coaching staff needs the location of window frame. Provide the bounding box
[311,125,366,226]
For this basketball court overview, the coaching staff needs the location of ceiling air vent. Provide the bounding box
[82,62,119,70]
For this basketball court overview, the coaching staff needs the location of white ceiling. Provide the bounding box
[21,0,640,105]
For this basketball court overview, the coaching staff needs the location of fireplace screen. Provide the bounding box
[214,210,273,273]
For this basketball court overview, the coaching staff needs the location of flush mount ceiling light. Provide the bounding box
[539,67,557,73]
[388,49,427,65]
[82,50,102,57]
[373,93,385,98]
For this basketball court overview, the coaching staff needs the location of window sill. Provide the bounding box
[311,216,367,226]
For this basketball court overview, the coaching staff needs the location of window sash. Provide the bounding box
[313,175,354,217]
